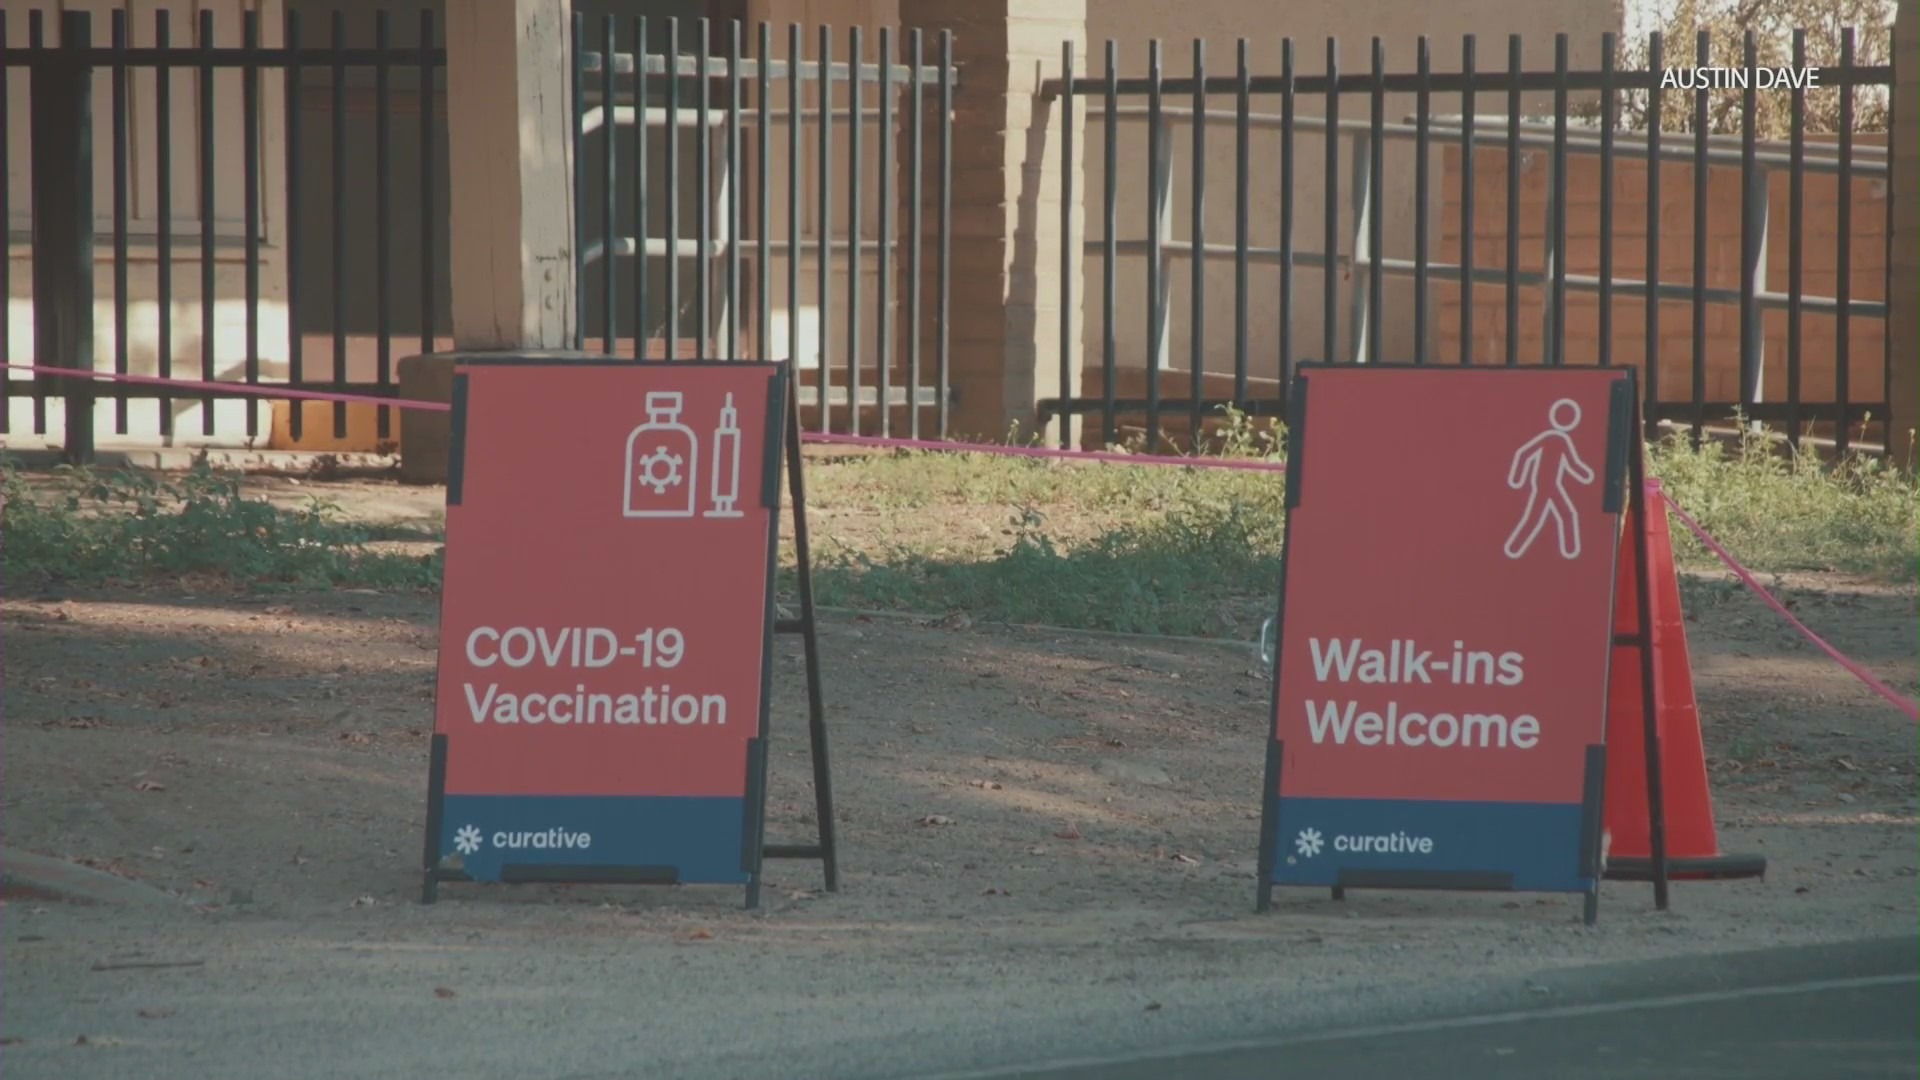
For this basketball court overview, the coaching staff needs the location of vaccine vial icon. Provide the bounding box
[705,393,745,519]
[623,392,699,518]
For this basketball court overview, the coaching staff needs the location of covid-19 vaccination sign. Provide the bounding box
[1259,364,1635,908]
[422,359,788,892]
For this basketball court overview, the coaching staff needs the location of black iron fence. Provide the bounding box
[1,7,448,455]
[2,9,961,458]
[1044,30,1898,458]
[571,17,959,439]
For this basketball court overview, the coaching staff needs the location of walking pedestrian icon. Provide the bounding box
[1503,398,1596,560]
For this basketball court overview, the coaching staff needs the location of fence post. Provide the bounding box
[899,1,1086,446]
[31,10,96,464]
[399,0,574,483]
[1891,2,1918,470]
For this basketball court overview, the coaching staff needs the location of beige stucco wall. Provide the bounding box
[4,0,290,446]
[1080,0,1620,409]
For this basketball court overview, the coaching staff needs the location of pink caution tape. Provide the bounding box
[4,363,452,411]
[11,362,1912,717]
[1656,490,1920,721]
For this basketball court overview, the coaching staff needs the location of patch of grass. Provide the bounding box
[798,417,1917,636]
[1647,427,1918,580]
[0,462,442,591]
[4,411,1912,637]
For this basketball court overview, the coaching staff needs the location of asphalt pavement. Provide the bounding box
[910,937,1920,1080]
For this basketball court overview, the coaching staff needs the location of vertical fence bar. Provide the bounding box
[1689,30,1708,445]
[1549,33,1567,366]
[788,24,801,379]
[32,10,96,457]
[698,19,712,360]
[25,13,42,435]
[244,11,262,437]
[283,11,299,441]
[156,11,175,437]
[878,27,893,433]
[848,26,862,431]
[1883,25,1897,462]
[28,12,45,436]
[1504,34,1520,368]
[375,12,394,435]
[1787,30,1805,449]
[937,30,952,438]
[601,14,617,355]
[1366,37,1383,363]
[667,18,681,361]
[1101,40,1118,445]
[1146,39,1164,448]
[199,10,217,436]
[1738,30,1763,420]
[571,12,587,347]
[758,22,771,364]
[1413,37,1429,365]
[725,19,741,361]
[1835,27,1854,456]
[817,25,832,433]
[330,11,348,438]
[727,20,741,360]
[420,10,437,363]
[1060,39,1075,448]
[112,10,131,434]
[636,17,650,353]
[1538,98,1557,361]
[1282,38,1297,399]
[1233,40,1249,405]
[908,28,924,438]
[1460,36,1475,365]
[1598,32,1614,368]
[1279,39,1295,397]
[1182,37,1198,441]
[1644,31,1662,435]
[0,16,9,437]
[1322,38,1338,367]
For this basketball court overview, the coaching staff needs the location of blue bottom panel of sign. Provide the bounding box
[1269,797,1592,894]
[438,795,750,885]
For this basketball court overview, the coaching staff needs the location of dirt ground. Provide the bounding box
[2,473,1916,1079]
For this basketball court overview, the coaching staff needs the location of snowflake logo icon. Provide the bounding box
[452,825,485,856]
[1293,828,1324,859]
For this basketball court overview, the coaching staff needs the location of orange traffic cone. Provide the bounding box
[1603,479,1767,882]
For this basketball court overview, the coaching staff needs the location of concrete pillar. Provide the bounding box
[444,0,577,349]
[1890,0,1917,469]
[399,0,578,482]
[901,1,1086,445]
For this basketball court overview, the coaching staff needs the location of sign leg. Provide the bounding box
[787,373,840,892]
[1626,440,1673,911]
[420,734,449,905]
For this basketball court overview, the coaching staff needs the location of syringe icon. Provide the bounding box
[704,393,745,519]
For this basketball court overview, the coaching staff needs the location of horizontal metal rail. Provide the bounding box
[1078,239,1888,319]
[579,51,954,85]
[1081,105,1891,177]
[1045,64,1893,98]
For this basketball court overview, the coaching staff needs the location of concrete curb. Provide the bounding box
[0,848,183,908]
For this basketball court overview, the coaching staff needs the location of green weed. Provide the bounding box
[3,414,1912,640]
[0,462,442,591]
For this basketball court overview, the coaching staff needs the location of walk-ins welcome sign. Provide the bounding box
[1258,364,1637,918]
[422,358,787,898]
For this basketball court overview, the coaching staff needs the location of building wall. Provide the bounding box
[5,0,290,446]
